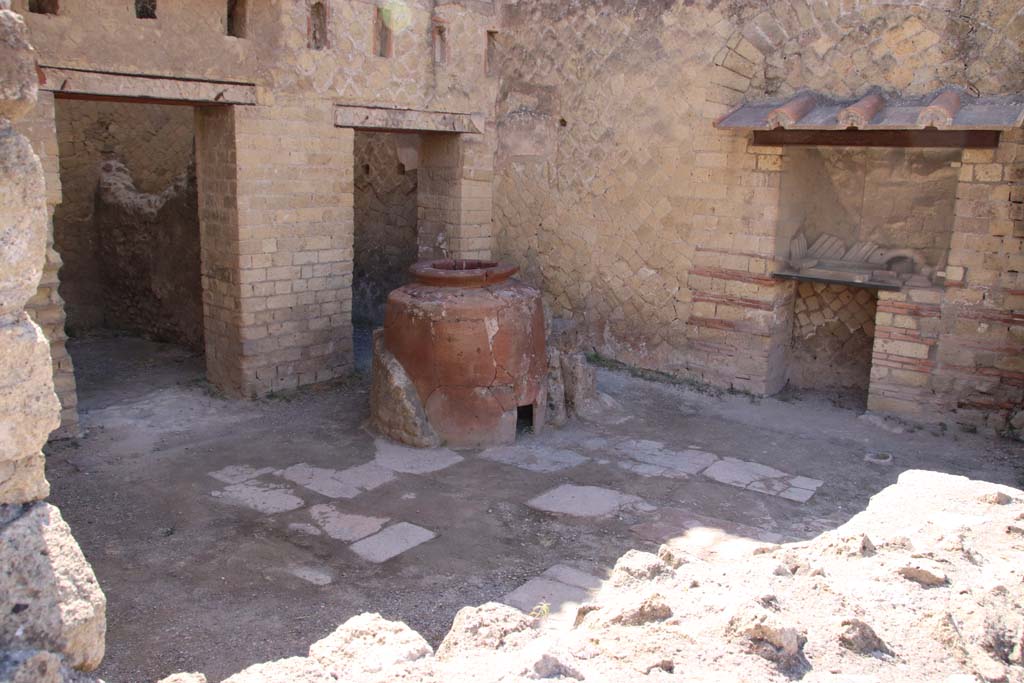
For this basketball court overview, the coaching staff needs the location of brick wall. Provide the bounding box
[867,287,942,417]
[197,101,355,397]
[195,106,243,393]
[418,132,493,261]
[493,0,1024,431]
[790,283,877,392]
[932,131,1024,433]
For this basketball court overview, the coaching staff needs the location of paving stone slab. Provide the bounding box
[374,440,464,474]
[480,445,588,473]
[209,465,276,485]
[309,504,388,542]
[288,565,333,586]
[779,487,817,503]
[703,457,787,488]
[279,463,361,499]
[527,485,644,517]
[789,475,825,490]
[211,481,306,514]
[701,457,824,502]
[540,564,604,591]
[350,522,436,563]
[502,577,591,615]
[336,462,397,492]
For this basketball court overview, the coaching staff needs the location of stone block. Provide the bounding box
[0,316,60,467]
[0,503,106,671]
[0,649,63,683]
[0,9,38,123]
[221,657,332,683]
[309,613,431,679]
[436,602,535,660]
[545,347,567,427]
[560,352,598,418]
[369,329,441,448]
[0,132,48,317]
[0,451,49,505]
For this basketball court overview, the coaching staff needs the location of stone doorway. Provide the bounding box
[48,98,207,423]
[53,99,203,353]
[352,131,421,371]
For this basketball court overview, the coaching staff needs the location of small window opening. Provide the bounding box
[374,6,393,58]
[28,0,60,14]
[135,0,157,19]
[432,23,448,65]
[516,404,534,436]
[485,30,498,77]
[309,1,328,50]
[227,0,247,37]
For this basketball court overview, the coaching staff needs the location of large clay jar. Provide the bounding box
[380,259,546,448]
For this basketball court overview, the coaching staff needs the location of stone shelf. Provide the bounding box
[772,269,902,291]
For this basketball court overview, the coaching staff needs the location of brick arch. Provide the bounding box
[711,1,1024,102]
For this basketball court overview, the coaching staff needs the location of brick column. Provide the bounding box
[683,136,790,395]
[928,134,1024,432]
[417,132,493,261]
[196,100,354,397]
[866,287,942,417]
[18,91,80,438]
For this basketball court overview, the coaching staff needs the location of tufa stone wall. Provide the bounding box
[0,6,106,680]
[353,131,418,326]
[789,283,877,392]
[18,91,78,437]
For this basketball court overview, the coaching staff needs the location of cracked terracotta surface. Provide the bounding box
[381,260,546,448]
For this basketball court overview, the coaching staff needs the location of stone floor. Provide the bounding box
[46,333,1024,682]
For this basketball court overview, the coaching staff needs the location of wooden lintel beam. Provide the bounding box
[40,66,257,106]
[752,129,1000,148]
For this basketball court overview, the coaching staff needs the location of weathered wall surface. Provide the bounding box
[0,7,106,679]
[15,0,500,398]
[869,132,1024,434]
[353,131,418,326]
[789,283,877,392]
[778,147,961,269]
[18,90,79,437]
[93,160,204,350]
[52,100,195,333]
[492,0,1024,430]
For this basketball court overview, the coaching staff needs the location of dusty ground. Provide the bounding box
[45,334,1024,682]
